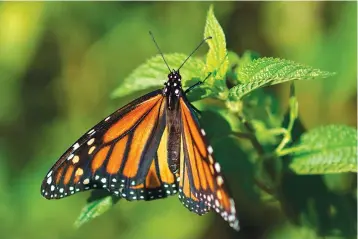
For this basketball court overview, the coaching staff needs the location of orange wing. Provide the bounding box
[122,125,178,201]
[41,90,176,201]
[178,98,239,231]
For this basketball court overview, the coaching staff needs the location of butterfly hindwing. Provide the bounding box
[178,97,240,231]
[121,126,179,201]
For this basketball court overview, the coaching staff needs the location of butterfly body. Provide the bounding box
[41,59,239,231]
[163,71,183,174]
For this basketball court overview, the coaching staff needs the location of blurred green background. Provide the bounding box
[0,2,356,239]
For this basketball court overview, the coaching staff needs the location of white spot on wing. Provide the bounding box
[72,155,80,164]
[73,143,80,151]
[47,171,53,178]
[207,145,213,154]
[216,175,224,186]
[201,129,206,136]
[214,162,221,173]
[230,199,236,214]
[83,178,90,185]
[67,154,74,161]
[47,177,52,184]
[87,138,95,145]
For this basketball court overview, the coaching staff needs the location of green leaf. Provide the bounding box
[227,57,335,101]
[289,125,357,174]
[204,5,228,82]
[226,50,260,87]
[74,194,119,228]
[112,53,205,98]
[234,50,261,84]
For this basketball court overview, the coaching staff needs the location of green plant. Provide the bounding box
[76,5,357,237]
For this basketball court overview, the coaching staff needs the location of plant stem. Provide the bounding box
[275,132,291,153]
[266,128,287,136]
[236,114,265,156]
[276,145,308,157]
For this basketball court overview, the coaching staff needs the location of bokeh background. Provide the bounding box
[0,2,356,239]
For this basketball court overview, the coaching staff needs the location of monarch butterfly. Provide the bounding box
[41,32,239,231]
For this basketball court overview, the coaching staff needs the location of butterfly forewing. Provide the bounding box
[41,90,171,199]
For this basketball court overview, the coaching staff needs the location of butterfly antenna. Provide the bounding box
[149,31,171,72]
[177,36,212,71]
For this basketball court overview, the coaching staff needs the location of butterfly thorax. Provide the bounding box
[163,71,182,111]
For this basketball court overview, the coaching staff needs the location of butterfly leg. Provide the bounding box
[184,72,212,94]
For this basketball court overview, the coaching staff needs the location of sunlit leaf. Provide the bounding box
[204,5,228,82]
[235,50,261,84]
[289,125,357,174]
[112,53,205,98]
[227,57,335,101]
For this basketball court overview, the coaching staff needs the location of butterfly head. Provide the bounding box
[168,70,181,83]
[163,70,182,97]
